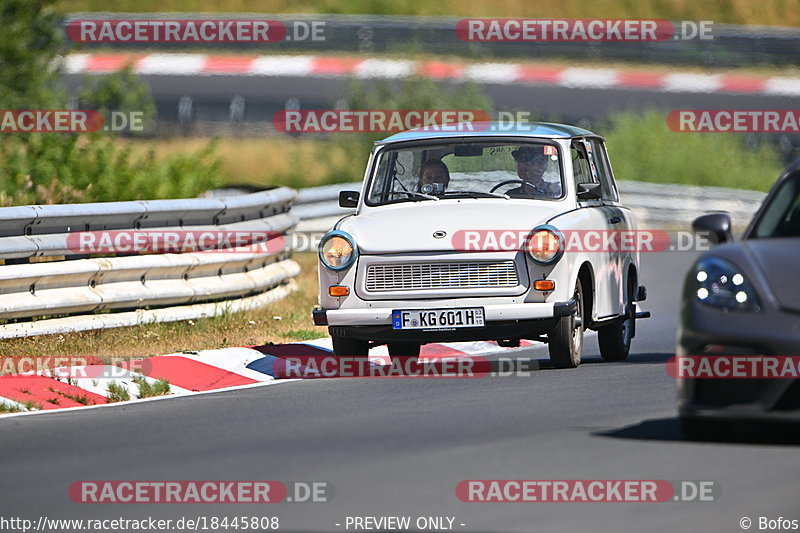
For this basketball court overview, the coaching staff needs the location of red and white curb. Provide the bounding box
[62,53,800,96]
[0,337,553,418]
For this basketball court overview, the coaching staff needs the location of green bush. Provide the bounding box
[0,0,222,206]
[604,110,783,192]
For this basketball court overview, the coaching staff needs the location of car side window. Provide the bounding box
[588,139,620,202]
[570,142,594,187]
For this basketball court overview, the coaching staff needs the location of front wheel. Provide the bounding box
[548,279,585,369]
[332,336,369,357]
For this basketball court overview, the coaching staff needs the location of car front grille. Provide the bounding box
[365,261,519,292]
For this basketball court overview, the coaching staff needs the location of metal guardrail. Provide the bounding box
[0,188,300,338]
[61,14,800,68]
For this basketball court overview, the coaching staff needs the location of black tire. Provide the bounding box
[680,417,733,442]
[332,336,369,357]
[548,278,585,369]
[388,343,421,368]
[598,280,635,361]
[388,343,421,357]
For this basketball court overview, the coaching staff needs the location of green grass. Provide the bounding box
[57,0,800,27]
[133,377,171,398]
[605,110,783,192]
[106,382,131,402]
[0,400,43,413]
[47,386,93,405]
[0,253,320,362]
[286,328,322,340]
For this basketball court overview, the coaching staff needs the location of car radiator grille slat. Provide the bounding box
[365,261,519,291]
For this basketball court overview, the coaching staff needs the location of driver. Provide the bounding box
[418,159,450,195]
[506,146,561,198]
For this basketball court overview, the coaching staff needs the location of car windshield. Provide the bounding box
[751,173,800,238]
[366,141,564,206]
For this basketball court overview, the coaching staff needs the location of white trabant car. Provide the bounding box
[312,122,649,368]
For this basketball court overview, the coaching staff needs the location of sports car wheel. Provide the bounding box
[548,279,584,369]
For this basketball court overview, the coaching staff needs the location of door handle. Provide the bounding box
[608,216,622,224]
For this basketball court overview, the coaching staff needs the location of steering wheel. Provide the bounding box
[490,179,524,193]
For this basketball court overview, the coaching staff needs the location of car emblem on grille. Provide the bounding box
[433,230,447,239]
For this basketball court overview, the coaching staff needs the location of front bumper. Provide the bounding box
[680,402,800,424]
[314,300,576,326]
[313,300,576,343]
[676,297,800,423]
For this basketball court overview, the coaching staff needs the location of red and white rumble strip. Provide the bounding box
[0,338,541,417]
[62,53,800,96]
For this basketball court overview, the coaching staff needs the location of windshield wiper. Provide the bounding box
[397,191,439,201]
[441,190,510,199]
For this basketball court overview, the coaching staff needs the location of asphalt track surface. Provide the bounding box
[1,250,798,533]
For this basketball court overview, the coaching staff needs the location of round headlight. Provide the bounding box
[692,257,758,311]
[526,225,564,264]
[319,231,357,271]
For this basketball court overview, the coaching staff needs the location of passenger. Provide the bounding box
[418,159,450,195]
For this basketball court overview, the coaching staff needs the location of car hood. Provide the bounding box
[339,200,569,253]
[743,238,800,313]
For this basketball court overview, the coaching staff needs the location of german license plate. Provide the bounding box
[392,308,485,330]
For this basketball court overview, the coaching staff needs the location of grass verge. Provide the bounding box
[0,252,322,367]
[121,137,358,190]
[133,377,171,398]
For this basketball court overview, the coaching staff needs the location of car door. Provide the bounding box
[588,137,632,316]
[571,139,618,319]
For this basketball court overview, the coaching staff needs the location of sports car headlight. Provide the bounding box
[525,225,564,265]
[319,231,358,271]
[692,257,759,311]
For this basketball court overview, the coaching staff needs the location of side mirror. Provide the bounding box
[692,213,733,245]
[577,182,602,201]
[338,190,360,208]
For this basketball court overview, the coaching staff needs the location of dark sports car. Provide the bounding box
[677,158,800,438]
